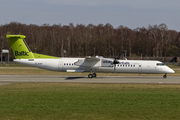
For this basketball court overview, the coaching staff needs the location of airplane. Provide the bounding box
[6,35,174,78]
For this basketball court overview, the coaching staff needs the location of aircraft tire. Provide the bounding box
[92,73,97,78]
[88,74,93,78]
[163,75,167,79]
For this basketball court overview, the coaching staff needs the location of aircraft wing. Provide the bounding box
[74,59,84,66]
[85,56,100,61]
[74,56,100,66]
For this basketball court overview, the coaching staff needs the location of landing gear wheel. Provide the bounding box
[163,75,167,79]
[88,74,93,78]
[92,73,97,78]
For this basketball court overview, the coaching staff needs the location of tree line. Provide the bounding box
[0,22,180,59]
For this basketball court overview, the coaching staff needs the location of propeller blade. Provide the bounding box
[113,59,119,64]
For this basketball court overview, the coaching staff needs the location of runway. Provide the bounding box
[0,75,180,85]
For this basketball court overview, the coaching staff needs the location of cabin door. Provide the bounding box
[59,61,63,70]
[138,64,142,72]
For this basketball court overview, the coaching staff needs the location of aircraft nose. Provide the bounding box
[167,67,175,74]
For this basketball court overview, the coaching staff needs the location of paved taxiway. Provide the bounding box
[0,75,180,85]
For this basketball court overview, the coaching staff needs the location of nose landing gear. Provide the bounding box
[163,74,167,78]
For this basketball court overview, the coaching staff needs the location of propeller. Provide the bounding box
[112,50,126,71]
[112,56,120,72]
[113,56,119,64]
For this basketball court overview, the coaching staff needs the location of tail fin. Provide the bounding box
[6,35,59,59]
[6,35,34,59]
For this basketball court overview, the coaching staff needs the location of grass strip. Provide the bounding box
[0,83,180,120]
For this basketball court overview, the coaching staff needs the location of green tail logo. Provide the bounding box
[15,51,29,56]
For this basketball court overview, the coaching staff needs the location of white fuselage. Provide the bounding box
[14,57,174,74]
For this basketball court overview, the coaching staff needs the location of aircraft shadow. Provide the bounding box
[65,77,85,80]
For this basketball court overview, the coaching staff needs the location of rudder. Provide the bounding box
[6,35,34,59]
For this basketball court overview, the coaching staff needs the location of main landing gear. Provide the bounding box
[88,68,97,78]
[88,73,97,78]
[163,74,167,79]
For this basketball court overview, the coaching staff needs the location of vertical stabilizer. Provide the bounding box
[6,35,34,59]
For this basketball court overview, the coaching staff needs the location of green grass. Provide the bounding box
[0,83,180,120]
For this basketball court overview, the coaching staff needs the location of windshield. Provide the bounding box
[156,63,165,66]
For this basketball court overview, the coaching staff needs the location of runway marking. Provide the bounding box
[0,83,11,86]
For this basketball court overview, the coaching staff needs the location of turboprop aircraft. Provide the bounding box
[6,35,174,78]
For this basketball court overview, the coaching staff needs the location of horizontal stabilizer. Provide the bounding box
[6,35,26,39]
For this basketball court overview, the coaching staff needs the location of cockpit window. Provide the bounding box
[156,63,165,66]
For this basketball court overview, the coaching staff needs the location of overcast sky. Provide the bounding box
[1,0,180,31]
